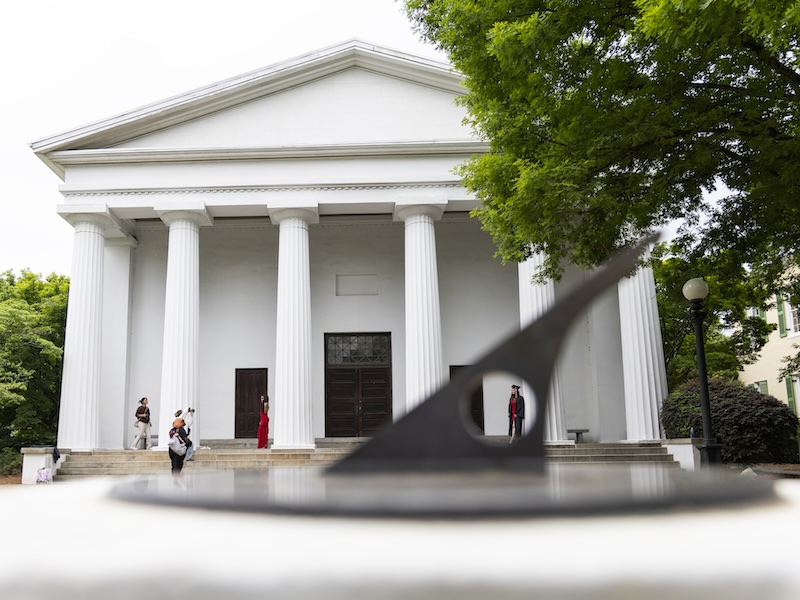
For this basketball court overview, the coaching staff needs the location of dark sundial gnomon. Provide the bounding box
[328,235,656,474]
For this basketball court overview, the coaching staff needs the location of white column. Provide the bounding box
[270,208,317,449]
[156,207,211,449]
[57,214,111,450]
[395,198,446,411]
[518,253,568,442]
[618,256,668,441]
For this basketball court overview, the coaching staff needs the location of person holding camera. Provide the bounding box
[182,407,196,460]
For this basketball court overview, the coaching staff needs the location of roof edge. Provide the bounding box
[30,39,460,161]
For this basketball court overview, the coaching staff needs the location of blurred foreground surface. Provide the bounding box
[0,467,798,600]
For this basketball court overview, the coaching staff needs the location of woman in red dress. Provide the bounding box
[256,395,270,448]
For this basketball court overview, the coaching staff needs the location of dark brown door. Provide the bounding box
[450,365,484,433]
[325,333,392,437]
[325,366,391,437]
[235,368,267,438]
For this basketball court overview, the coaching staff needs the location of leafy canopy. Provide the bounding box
[652,244,773,390]
[404,0,800,294]
[0,270,69,449]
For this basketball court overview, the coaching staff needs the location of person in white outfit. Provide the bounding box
[130,397,152,450]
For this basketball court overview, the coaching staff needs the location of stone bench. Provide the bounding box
[567,428,589,443]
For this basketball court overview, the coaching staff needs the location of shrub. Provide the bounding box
[0,447,23,476]
[661,378,800,464]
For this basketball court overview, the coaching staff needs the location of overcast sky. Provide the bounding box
[0,0,444,277]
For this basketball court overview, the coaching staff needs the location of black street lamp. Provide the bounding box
[682,278,723,465]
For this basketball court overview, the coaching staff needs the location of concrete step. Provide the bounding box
[549,454,675,463]
[64,449,351,463]
[54,441,680,480]
[201,438,366,449]
[546,447,669,456]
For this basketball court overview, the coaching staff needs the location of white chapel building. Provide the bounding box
[31,40,667,451]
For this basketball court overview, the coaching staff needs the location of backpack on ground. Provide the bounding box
[168,427,187,456]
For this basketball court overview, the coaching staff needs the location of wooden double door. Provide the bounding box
[234,368,267,438]
[325,333,392,437]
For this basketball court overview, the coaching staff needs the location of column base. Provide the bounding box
[270,443,317,451]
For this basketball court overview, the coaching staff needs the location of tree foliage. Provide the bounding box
[0,270,69,450]
[651,243,774,390]
[662,378,800,464]
[404,0,800,296]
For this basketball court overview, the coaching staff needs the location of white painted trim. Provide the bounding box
[30,40,464,166]
[48,140,488,168]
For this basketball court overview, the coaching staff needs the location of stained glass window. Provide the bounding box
[326,334,390,365]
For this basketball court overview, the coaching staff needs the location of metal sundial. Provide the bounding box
[111,236,776,517]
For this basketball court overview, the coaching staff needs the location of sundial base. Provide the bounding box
[110,463,775,519]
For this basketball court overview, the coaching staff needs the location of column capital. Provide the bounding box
[268,206,319,224]
[393,196,448,222]
[57,204,123,231]
[155,201,213,227]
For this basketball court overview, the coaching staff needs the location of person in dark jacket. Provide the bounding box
[508,385,525,442]
[130,397,152,450]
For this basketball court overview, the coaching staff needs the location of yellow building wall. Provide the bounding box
[739,297,799,413]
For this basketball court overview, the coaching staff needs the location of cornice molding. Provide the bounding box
[47,140,488,168]
[135,212,474,232]
[60,181,464,199]
[30,40,464,166]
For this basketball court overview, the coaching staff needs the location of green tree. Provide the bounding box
[652,244,773,390]
[0,270,69,450]
[404,0,800,283]
[405,0,800,379]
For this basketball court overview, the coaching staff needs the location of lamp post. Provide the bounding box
[682,278,722,465]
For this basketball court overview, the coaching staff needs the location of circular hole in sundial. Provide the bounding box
[454,368,537,445]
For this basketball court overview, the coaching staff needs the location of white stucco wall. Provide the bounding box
[197,222,279,441]
[589,285,626,441]
[100,241,134,448]
[309,219,406,433]
[437,217,520,436]
[113,69,471,149]
[125,226,168,439]
[548,265,626,443]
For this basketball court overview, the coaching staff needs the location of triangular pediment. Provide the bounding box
[32,40,475,177]
[112,67,469,149]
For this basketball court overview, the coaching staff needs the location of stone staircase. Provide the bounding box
[546,442,678,465]
[54,438,364,480]
[53,439,677,481]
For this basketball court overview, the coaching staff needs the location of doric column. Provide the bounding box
[518,253,568,441]
[618,255,668,441]
[269,207,318,449]
[156,204,212,449]
[56,207,119,450]
[395,197,447,411]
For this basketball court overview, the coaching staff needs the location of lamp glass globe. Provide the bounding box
[682,278,709,301]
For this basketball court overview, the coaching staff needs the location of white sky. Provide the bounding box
[0,0,444,277]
